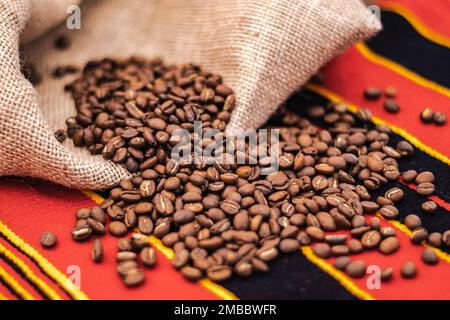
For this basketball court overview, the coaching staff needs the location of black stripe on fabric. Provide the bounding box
[365,11,450,88]
[221,251,357,300]
[0,277,21,300]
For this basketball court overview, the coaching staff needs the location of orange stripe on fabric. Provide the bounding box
[300,247,375,300]
[355,42,450,99]
[82,190,239,301]
[0,242,62,299]
[0,289,9,300]
[375,212,450,264]
[378,1,450,48]
[0,220,89,300]
[305,83,450,166]
[0,265,35,300]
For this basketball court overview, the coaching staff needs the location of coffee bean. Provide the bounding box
[87,218,106,235]
[380,226,396,238]
[379,237,400,255]
[421,201,437,213]
[117,251,137,262]
[40,232,57,248]
[402,170,417,183]
[122,268,145,287]
[92,239,103,263]
[90,207,106,224]
[433,111,446,125]
[420,108,434,123]
[333,256,351,270]
[401,261,416,278]
[206,265,232,282]
[410,227,428,244]
[415,171,435,184]
[384,99,400,113]
[312,243,331,258]
[181,266,203,281]
[443,230,450,247]
[109,221,128,237]
[380,205,399,219]
[396,141,413,157]
[72,225,92,242]
[384,187,404,203]
[363,87,381,100]
[331,245,349,256]
[76,208,91,220]
[384,86,397,98]
[380,267,393,282]
[345,260,366,278]
[140,247,157,268]
[306,226,324,241]
[416,182,435,196]
[361,230,382,249]
[347,239,364,254]
[427,232,442,247]
[117,238,133,252]
[325,234,347,245]
[279,239,300,253]
[404,214,421,230]
[421,248,438,265]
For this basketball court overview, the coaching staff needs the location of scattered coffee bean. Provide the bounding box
[404,214,421,230]
[40,232,57,248]
[92,239,103,263]
[380,267,393,282]
[122,268,145,287]
[380,205,399,219]
[361,230,382,249]
[401,261,417,278]
[384,187,404,203]
[345,260,366,278]
[402,170,417,183]
[363,87,381,100]
[421,248,438,265]
[140,247,157,268]
[416,182,435,196]
[415,171,435,184]
[384,86,397,98]
[421,201,437,213]
[313,243,331,259]
[427,232,442,247]
[384,99,400,113]
[333,256,351,270]
[379,237,400,255]
[410,227,428,245]
[433,111,447,125]
[420,108,434,123]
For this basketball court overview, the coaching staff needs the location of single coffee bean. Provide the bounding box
[181,266,203,281]
[361,230,382,249]
[380,226,396,238]
[384,99,400,113]
[421,201,437,213]
[380,267,393,282]
[380,205,399,219]
[442,230,450,247]
[87,218,106,235]
[90,207,106,224]
[363,87,381,100]
[427,232,442,247]
[396,141,413,157]
[345,260,366,278]
[347,239,364,254]
[401,261,417,278]
[416,182,435,196]
[331,245,349,256]
[312,243,331,259]
[415,171,435,184]
[384,187,404,203]
[404,214,421,230]
[324,234,347,245]
[433,111,447,125]
[109,221,128,237]
[117,238,133,252]
[140,247,157,268]
[71,225,92,242]
[421,248,438,265]
[402,170,417,183]
[279,239,300,253]
[379,237,400,255]
[116,251,137,262]
[122,268,145,287]
[91,239,103,263]
[420,108,434,123]
[410,227,428,244]
[206,265,232,282]
[384,86,397,98]
[40,232,57,248]
[138,216,154,235]
[76,208,91,220]
[333,256,351,270]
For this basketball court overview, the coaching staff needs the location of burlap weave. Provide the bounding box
[0,0,380,190]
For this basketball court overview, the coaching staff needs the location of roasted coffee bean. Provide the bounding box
[116,251,137,262]
[91,239,103,263]
[122,268,145,287]
[421,108,434,123]
[384,86,397,98]
[347,239,364,254]
[87,218,106,235]
[117,238,133,252]
[416,182,435,196]
[421,201,437,213]
[410,227,428,244]
[333,256,351,270]
[433,111,447,125]
[312,243,331,258]
[331,245,349,256]
[76,208,91,220]
[379,237,400,255]
[90,207,106,224]
[361,201,379,213]
[140,247,157,268]
[109,221,128,237]
[306,226,324,241]
[40,232,57,248]
[72,225,92,242]
[402,170,417,183]
[181,266,203,281]
[404,214,421,230]
[279,239,300,253]
[428,232,442,247]
[384,99,400,113]
[325,234,347,245]
[363,87,381,100]
[138,216,154,235]
[396,141,413,157]
[384,187,404,203]
[415,171,435,184]
[380,226,396,238]
[380,267,393,282]
[206,265,232,282]
[380,205,399,219]
[361,230,382,249]
[345,260,366,278]
[401,261,417,278]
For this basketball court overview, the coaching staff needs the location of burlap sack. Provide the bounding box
[0,0,381,190]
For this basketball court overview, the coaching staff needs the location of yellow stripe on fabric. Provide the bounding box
[355,42,450,99]
[375,213,450,264]
[0,242,62,300]
[0,220,89,300]
[305,83,450,166]
[379,1,450,49]
[84,191,239,301]
[300,247,375,300]
[0,265,35,300]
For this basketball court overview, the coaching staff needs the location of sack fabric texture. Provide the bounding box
[0,0,381,190]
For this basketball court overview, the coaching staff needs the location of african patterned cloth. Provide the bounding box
[0,0,448,300]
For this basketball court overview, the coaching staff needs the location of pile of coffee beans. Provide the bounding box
[61,58,449,287]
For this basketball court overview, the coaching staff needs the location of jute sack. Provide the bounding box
[0,0,381,190]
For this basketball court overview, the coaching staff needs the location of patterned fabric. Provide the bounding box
[0,0,448,300]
